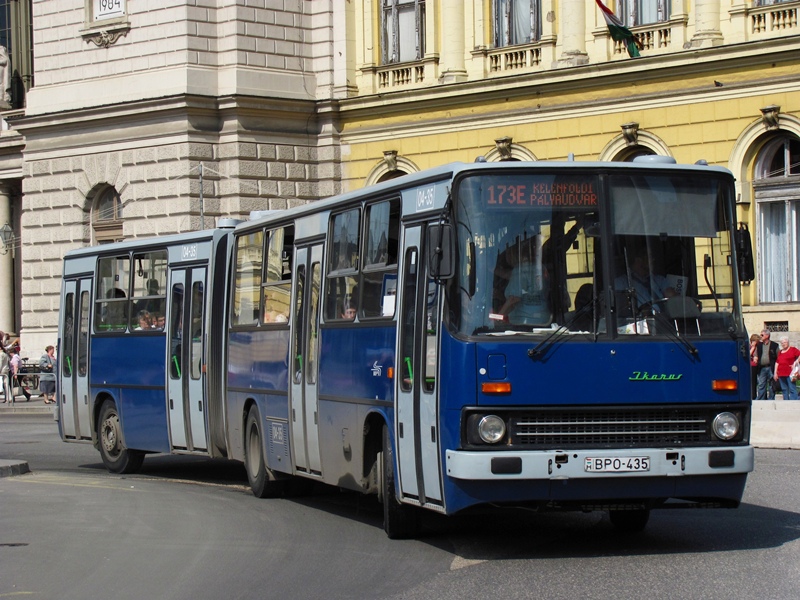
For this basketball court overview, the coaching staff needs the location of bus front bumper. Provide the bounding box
[445,445,754,481]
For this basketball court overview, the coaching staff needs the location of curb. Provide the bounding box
[0,459,31,478]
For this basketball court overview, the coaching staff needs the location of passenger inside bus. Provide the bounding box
[341,298,357,320]
[134,310,153,330]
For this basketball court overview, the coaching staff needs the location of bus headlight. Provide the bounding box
[477,415,506,444]
[712,412,740,440]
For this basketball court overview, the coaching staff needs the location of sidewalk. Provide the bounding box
[750,399,800,450]
[0,393,58,415]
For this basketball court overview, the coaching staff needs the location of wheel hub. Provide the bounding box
[101,417,119,453]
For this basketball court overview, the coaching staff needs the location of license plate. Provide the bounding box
[584,456,650,473]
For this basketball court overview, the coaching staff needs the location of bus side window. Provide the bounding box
[232,231,263,327]
[325,208,360,321]
[262,226,293,324]
[95,255,130,332]
[131,251,167,331]
[362,199,400,318]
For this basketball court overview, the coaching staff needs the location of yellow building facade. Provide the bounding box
[333,0,800,336]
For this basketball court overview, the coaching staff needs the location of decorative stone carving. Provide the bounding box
[494,136,513,160]
[383,150,398,172]
[621,122,640,146]
[84,29,128,48]
[760,105,780,130]
[0,46,10,107]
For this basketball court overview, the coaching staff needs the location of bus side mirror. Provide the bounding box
[426,224,455,280]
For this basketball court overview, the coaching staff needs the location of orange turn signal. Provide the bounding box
[387,367,394,379]
[712,379,737,391]
[482,382,512,394]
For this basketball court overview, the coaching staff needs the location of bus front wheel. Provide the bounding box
[244,406,284,498]
[97,400,144,475]
[380,424,420,539]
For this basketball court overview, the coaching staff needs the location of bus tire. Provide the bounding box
[244,406,284,499]
[380,424,419,539]
[609,509,650,533]
[97,400,145,475]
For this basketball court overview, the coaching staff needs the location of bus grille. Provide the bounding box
[509,408,710,448]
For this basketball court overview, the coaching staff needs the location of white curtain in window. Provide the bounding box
[760,201,789,302]
[623,0,669,26]
[397,3,417,62]
[496,0,537,46]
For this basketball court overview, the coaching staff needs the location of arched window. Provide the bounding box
[92,186,123,244]
[754,135,800,303]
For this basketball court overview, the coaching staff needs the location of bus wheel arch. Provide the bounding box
[97,398,145,475]
[243,403,285,498]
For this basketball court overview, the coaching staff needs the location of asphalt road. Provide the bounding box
[2,414,799,600]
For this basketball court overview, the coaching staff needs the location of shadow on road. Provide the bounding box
[74,453,800,560]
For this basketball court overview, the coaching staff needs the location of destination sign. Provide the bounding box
[477,176,600,209]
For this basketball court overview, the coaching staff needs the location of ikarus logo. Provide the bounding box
[629,371,683,381]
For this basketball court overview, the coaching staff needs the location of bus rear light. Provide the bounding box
[712,380,737,391]
[482,382,511,394]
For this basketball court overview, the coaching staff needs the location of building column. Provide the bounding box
[440,0,468,83]
[691,0,724,48]
[556,0,589,67]
[0,182,14,334]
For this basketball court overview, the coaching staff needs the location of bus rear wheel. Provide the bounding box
[97,400,144,475]
[244,406,285,498]
[380,424,420,539]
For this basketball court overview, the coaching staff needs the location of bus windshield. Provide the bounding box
[452,169,742,338]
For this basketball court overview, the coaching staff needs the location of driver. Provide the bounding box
[615,248,676,310]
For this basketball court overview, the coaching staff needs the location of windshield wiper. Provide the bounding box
[647,309,699,357]
[527,298,599,359]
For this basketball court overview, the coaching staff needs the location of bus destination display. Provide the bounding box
[483,177,599,208]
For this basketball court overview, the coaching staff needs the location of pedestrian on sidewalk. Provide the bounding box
[38,345,57,404]
[0,334,9,403]
[8,347,31,402]
[755,329,779,400]
[774,337,800,401]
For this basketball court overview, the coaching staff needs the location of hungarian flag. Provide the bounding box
[595,0,642,58]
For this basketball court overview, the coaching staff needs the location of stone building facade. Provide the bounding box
[0,0,799,356]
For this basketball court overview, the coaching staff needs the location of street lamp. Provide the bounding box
[0,222,13,254]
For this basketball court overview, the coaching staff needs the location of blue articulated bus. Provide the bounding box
[58,158,755,538]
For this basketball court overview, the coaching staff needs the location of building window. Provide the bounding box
[620,0,670,27]
[494,0,540,47]
[0,0,33,109]
[754,136,800,303]
[92,186,123,244]
[381,0,425,64]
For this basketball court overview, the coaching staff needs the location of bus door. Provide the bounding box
[395,223,443,506]
[167,267,208,451]
[289,244,323,476]
[60,278,93,441]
